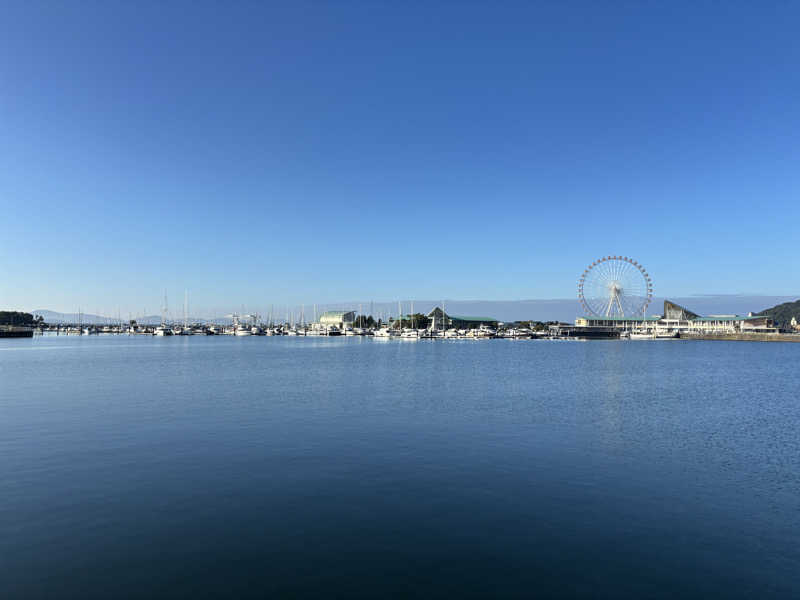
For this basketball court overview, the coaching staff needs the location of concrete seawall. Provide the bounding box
[0,325,34,338]
[682,333,800,343]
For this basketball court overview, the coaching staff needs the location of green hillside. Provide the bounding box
[757,299,800,328]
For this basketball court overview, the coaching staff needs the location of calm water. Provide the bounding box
[2,335,799,598]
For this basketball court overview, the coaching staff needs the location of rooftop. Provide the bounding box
[426,308,497,322]
[692,315,767,322]
[450,315,498,322]
[582,316,661,321]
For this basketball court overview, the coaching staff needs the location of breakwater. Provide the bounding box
[682,332,800,343]
[0,325,34,338]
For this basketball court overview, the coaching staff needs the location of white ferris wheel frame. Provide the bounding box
[578,256,653,318]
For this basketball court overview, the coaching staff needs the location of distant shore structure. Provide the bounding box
[575,300,776,335]
[318,311,356,329]
[574,254,776,336]
[0,325,34,338]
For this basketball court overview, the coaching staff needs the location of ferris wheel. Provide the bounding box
[578,256,653,317]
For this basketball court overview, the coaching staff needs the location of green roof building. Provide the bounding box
[427,307,498,330]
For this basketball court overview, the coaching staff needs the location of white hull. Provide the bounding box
[373,329,398,338]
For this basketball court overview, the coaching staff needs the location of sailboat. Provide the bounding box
[374,301,401,338]
[176,290,193,335]
[154,291,173,336]
[400,300,421,339]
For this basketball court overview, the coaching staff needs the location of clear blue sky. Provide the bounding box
[2,1,799,316]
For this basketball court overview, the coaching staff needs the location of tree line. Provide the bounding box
[0,311,44,326]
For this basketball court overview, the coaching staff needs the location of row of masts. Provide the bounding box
[47,293,450,330]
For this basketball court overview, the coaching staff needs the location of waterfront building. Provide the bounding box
[427,307,499,330]
[576,300,777,335]
[318,311,356,329]
[574,316,661,329]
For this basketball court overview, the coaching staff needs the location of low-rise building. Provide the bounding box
[427,307,498,330]
[576,301,777,334]
[318,311,356,329]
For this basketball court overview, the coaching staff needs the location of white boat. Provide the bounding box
[630,331,654,340]
[154,325,173,336]
[400,328,421,339]
[475,325,497,338]
[630,311,656,340]
[234,325,252,336]
[373,327,398,338]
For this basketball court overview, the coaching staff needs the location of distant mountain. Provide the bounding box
[757,299,800,329]
[32,310,164,325]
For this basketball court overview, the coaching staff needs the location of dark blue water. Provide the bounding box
[2,335,799,598]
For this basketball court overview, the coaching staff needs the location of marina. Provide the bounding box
[28,296,800,343]
[20,255,799,343]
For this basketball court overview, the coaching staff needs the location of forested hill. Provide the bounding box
[757,299,800,328]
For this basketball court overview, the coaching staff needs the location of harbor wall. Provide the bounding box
[0,325,34,338]
[682,333,800,343]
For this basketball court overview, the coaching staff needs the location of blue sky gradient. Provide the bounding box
[2,1,799,315]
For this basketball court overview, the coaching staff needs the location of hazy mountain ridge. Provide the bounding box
[32,310,164,325]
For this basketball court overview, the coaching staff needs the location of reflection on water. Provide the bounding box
[2,336,799,598]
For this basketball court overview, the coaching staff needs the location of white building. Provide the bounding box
[318,311,356,329]
[576,300,777,335]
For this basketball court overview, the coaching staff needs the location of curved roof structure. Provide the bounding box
[663,300,699,321]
